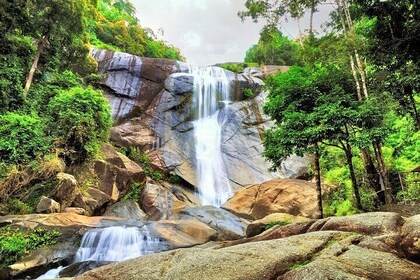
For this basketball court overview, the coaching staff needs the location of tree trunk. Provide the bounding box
[407,86,420,130]
[373,141,393,204]
[344,144,363,210]
[24,36,47,95]
[360,148,384,204]
[314,144,323,218]
[296,17,303,47]
[309,0,315,37]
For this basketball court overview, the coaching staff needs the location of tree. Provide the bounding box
[47,86,112,163]
[23,0,94,94]
[244,24,300,65]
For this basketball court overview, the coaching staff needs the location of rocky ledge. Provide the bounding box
[75,212,420,280]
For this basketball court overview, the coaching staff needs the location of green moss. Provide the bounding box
[0,226,60,268]
[243,88,255,99]
[264,220,291,230]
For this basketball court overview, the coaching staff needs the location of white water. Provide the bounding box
[191,66,233,206]
[37,266,63,279]
[75,226,162,262]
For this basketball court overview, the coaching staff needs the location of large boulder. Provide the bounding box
[36,197,60,214]
[139,180,200,220]
[103,200,147,220]
[52,173,81,211]
[222,179,321,220]
[401,214,420,261]
[171,206,248,240]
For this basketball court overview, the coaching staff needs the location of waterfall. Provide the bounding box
[75,226,163,262]
[191,66,233,206]
[37,226,165,279]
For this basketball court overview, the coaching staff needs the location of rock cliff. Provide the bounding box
[92,49,310,190]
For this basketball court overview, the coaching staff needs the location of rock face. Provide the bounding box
[222,179,321,220]
[92,49,310,191]
[74,230,420,280]
[401,214,420,261]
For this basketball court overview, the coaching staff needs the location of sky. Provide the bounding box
[134,0,333,66]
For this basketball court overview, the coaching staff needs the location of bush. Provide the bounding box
[0,113,51,164]
[0,55,25,113]
[0,226,60,268]
[123,182,144,201]
[48,86,112,163]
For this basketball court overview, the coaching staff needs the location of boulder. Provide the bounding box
[52,173,81,210]
[246,213,311,237]
[86,187,111,210]
[400,214,420,261]
[164,73,194,94]
[148,219,218,248]
[139,180,200,220]
[242,65,289,79]
[171,206,248,240]
[36,197,60,214]
[74,231,354,280]
[75,231,420,280]
[308,212,403,235]
[222,179,321,220]
[60,261,112,278]
[103,200,147,220]
[282,235,420,280]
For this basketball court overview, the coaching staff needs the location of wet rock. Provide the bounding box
[164,73,194,95]
[60,261,113,278]
[222,179,321,220]
[243,65,289,79]
[103,200,147,220]
[172,206,248,240]
[36,196,60,214]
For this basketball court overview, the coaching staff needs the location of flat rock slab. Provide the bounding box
[171,205,248,240]
[75,231,352,280]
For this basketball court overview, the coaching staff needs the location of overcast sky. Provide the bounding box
[133,0,332,66]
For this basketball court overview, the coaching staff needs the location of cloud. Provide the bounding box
[133,0,331,65]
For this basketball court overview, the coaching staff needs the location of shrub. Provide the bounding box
[0,113,51,164]
[48,86,112,163]
[0,226,60,268]
[123,182,144,201]
[0,55,25,113]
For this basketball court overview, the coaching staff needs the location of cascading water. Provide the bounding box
[191,66,233,206]
[75,226,163,262]
[37,226,165,279]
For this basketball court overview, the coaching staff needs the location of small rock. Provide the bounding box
[36,197,60,214]
[64,207,86,215]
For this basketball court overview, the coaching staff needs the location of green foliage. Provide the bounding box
[0,55,26,112]
[0,113,51,164]
[91,0,184,60]
[48,86,112,163]
[5,199,33,215]
[244,25,300,65]
[125,148,165,181]
[123,182,144,201]
[220,63,245,73]
[0,226,60,268]
[243,88,254,99]
[168,174,183,185]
